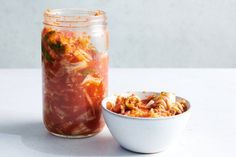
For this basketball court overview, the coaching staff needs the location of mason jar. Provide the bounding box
[41,9,109,138]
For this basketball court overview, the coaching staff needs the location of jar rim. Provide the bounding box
[43,8,107,28]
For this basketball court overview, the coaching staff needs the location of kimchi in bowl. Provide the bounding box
[102,91,191,153]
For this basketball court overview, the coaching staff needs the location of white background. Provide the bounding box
[1,0,236,68]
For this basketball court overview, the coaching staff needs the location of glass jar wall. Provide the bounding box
[42,9,109,138]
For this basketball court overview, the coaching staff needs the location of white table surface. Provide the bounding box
[0,68,236,157]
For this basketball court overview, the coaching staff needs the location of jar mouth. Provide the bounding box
[43,8,107,28]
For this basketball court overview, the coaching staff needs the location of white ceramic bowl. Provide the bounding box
[102,91,191,153]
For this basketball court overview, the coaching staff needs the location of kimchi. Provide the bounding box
[42,9,109,138]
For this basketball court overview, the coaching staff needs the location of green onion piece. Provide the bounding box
[42,42,53,62]
[81,69,96,76]
[48,41,65,54]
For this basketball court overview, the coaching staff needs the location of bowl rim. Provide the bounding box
[102,91,191,120]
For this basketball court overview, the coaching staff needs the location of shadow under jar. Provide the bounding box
[42,9,109,138]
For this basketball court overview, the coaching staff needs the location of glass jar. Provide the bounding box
[42,9,109,138]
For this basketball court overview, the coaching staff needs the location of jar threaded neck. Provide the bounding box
[43,8,107,28]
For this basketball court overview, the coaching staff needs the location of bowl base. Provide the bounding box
[120,145,167,154]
